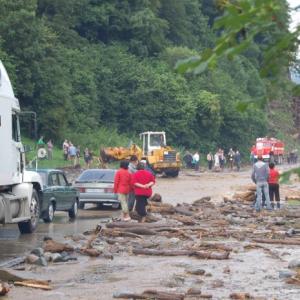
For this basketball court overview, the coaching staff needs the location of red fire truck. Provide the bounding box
[251,137,285,164]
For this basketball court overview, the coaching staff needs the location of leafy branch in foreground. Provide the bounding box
[176,0,300,78]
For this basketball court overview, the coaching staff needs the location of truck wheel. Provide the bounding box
[79,202,85,209]
[18,189,40,234]
[165,170,179,177]
[43,202,55,223]
[68,200,78,219]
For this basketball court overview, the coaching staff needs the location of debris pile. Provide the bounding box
[1,190,300,298]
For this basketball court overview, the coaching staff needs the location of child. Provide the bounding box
[114,160,131,221]
[268,162,280,209]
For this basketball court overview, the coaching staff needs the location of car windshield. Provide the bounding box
[36,171,47,186]
[77,170,115,182]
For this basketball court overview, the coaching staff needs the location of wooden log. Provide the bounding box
[171,215,196,225]
[0,282,9,296]
[196,243,233,252]
[174,206,194,216]
[43,239,74,253]
[80,248,101,257]
[14,280,52,290]
[132,249,230,260]
[229,292,251,299]
[0,256,26,269]
[192,197,211,206]
[252,238,300,245]
[119,227,157,235]
[106,222,176,229]
[0,269,26,282]
[148,205,175,214]
[101,228,142,239]
[113,290,185,300]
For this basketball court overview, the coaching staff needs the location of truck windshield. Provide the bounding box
[150,134,165,147]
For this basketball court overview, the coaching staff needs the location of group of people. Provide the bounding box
[184,148,241,172]
[62,140,94,168]
[208,148,241,171]
[251,156,280,212]
[62,140,81,167]
[114,155,155,222]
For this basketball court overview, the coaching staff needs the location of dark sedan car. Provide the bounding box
[36,169,79,222]
[74,169,118,209]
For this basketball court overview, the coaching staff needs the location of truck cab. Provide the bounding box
[0,60,42,233]
[140,131,181,177]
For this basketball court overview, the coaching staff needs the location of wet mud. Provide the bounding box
[1,166,300,299]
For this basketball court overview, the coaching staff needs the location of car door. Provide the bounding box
[48,172,64,210]
[57,172,73,210]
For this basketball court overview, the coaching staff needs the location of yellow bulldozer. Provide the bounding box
[100,131,181,177]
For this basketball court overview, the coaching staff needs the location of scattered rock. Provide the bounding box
[186,287,202,295]
[279,270,297,279]
[51,253,64,263]
[26,254,39,265]
[0,281,10,296]
[149,193,162,202]
[211,279,224,288]
[30,248,44,257]
[186,267,206,275]
[288,259,300,269]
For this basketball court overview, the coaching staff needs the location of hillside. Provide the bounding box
[1,0,299,155]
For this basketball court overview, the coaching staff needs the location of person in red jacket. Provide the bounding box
[132,162,155,222]
[114,160,132,221]
[268,162,280,209]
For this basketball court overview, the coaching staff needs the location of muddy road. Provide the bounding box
[0,168,250,263]
[1,166,300,300]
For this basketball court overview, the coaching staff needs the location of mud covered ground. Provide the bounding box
[1,166,300,300]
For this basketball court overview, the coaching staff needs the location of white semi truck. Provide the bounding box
[0,60,43,233]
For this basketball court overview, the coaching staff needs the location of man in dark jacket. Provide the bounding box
[251,156,272,212]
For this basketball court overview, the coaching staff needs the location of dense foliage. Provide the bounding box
[0,0,296,155]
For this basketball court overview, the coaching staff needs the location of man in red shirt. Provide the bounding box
[114,160,132,221]
[268,162,280,209]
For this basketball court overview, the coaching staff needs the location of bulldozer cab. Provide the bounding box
[140,131,166,156]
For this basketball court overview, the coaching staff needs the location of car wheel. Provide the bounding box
[79,202,85,209]
[43,202,55,223]
[69,200,78,219]
[96,203,104,209]
[18,189,40,234]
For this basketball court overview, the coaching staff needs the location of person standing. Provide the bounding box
[214,151,220,171]
[37,136,45,149]
[68,143,77,167]
[83,147,92,169]
[47,140,53,160]
[268,162,280,209]
[128,155,139,211]
[228,148,235,170]
[76,145,81,166]
[193,151,200,171]
[63,140,69,161]
[251,156,272,212]
[234,150,241,171]
[114,161,132,221]
[132,162,155,223]
[206,152,213,170]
